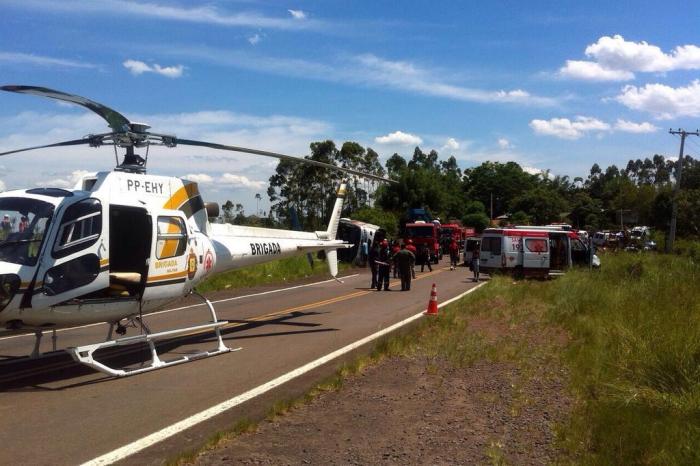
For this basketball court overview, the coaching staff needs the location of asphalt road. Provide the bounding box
[0,261,482,465]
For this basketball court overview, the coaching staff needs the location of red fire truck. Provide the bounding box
[479,227,599,277]
[404,221,441,263]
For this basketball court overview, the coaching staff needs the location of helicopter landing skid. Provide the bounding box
[67,296,241,377]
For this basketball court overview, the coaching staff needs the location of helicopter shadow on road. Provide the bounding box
[0,310,336,392]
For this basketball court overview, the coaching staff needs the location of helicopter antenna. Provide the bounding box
[113,142,119,167]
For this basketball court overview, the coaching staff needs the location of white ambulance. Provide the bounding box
[479,226,599,277]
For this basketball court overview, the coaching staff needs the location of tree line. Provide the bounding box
[221,140,700,238]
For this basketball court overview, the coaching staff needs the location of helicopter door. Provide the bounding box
[108,206,151,298]
[31,197,109,308]
[142,212,190,302]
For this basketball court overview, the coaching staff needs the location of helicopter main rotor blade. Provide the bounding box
[1,85,132,133]
[0,137,94,157]
[175,138,396,184]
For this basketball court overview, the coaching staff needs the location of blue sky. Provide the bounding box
[1,0,700,213]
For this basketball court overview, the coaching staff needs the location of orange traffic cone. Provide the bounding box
[425,283,438,316]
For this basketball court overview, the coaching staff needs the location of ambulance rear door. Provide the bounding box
[480,234,503,270]
[522,233,550,270]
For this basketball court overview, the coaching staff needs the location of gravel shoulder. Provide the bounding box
[194,304,572,465]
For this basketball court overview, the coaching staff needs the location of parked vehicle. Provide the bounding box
[626,226,656,251]
[479,226,600,278]
[405,221,441,263]
[592,231,611,247]
[463,237,481,266]
[336,218,382,265]
[440,223,463,254]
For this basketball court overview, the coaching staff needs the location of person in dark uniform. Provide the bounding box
[417,243,432,272]
[391,240,401,278]
[393,244,416,291]
[368,241,379,289]
[376,239,391,291]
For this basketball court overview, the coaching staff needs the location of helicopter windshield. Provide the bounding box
[0,197,54,266]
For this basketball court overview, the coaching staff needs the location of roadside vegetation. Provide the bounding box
[194,255,351,293]
[444,250,700,464]
[177,250,700,464]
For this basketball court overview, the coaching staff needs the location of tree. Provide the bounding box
[222,200,235,223]
[509,186,567,225]
[352,207,399,237]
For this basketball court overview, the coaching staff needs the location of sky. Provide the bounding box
[1,0,700,214]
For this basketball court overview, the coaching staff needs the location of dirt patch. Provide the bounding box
[195,313,571,465]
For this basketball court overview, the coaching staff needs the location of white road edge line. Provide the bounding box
[82,281,487,466]
[0,274,360,342]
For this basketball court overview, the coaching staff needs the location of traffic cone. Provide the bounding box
[425,283,438,316]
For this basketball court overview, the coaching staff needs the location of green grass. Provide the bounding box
[545,251,700,465]
[395,250,700,464]
[195,255,352,293]
[173,249,700,465]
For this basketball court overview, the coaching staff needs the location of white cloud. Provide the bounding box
[614,119,659,133]
[123,59,184,78]
[375,131,423,146]
[0,51,97,69]
[586,35,700,72]
[248,34,262,45]
[558,35,700,81]
[288,9,306,20]
[184,173,214,184]
[39,170,93,189]
[16,0,322,31]
[522,166,554,180]
[497,138,513,149]
[529,116,610,140]
[615,80,700,120]
[558,60,634,81]
[153,45,556,107]
[354,54,556,106]
[219,173,266,189]
[441,137,460,151]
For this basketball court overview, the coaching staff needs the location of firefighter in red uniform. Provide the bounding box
[449,239,459,270]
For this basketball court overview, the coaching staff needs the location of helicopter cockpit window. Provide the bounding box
[53,199,102,259]
[0,197,54,266]
[156,216,187,259]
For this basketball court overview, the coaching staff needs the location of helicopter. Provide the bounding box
[0,85,393,377]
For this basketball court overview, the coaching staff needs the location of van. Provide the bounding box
[480,227,599,277]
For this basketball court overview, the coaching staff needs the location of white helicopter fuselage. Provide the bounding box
[0,170,347,328]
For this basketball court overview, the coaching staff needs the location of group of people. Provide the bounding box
[368,239,421,292]
[0,214,29,240]
[367,239,479,291]
[367,237,482,291]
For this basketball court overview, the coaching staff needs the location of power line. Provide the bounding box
[667,128,700,253]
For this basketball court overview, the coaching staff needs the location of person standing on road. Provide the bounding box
[376,239,391,291]
[405,239,417,278]
[368,240,379,289]
[391,240,401,278]
[393,244,415,291]
[449,239,459,270]
[472,245,480,282]
[418,243,432,272]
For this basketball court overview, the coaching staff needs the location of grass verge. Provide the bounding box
[172,249,700,464]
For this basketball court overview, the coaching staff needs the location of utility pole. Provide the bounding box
[667,128,700,253]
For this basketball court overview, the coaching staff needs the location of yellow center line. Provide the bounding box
[242,267,446,323]
[2,267,450,381]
